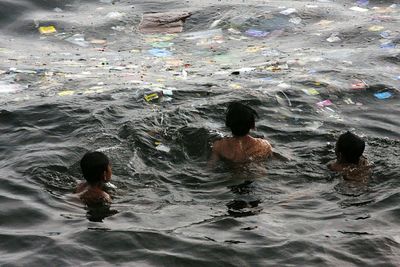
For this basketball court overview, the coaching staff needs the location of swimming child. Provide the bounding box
[76,151,113,205]
[328,131,371,181]
[209,102,272,164]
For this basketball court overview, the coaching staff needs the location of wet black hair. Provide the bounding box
[336,131,365,164]
[225,102,258,136]
[80,151,110,185]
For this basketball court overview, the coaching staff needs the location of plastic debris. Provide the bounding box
[0,81,23,93]
[280,8,297,15]
[231,67,256,75]
[327,33,341,43]
[148,48,172,57]
[183,29,223,40]
[350,6,369,12]
[162,89,173,96]
[380,42,395,49]
[58,90,75,96]
[228,28,241,35]
[65,34,89,47]
[39,26,57,34]
[374,91,392,99]
[155,144,171,153]
[356,0,369,6]
[351,80,367,90]
[210,19,222,29]
[302,88,319,95]
[316,20,334,27]
[90,39,107,45]
[229,83,242,89]
[150,42,174,48]
[379,31,391,38]
[106,12,124,19]
[316,99,333,107]
[110,26,125,32]
[368,25,384,31]
[245,29,269,37]
[344,98,355,104]
[104,182,117,189]
[144,92,160,102]
[289,17,302,25]
[139,12,192,34]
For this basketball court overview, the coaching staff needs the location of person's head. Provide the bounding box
[335,131,365,164]
[225,102,258,136]
[80,151,112,185]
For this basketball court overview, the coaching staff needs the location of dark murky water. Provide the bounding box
[0,0,399,266]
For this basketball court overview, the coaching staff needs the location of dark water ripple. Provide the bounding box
[1,0,400,266]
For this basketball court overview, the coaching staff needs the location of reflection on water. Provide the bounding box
[0,0,400,266]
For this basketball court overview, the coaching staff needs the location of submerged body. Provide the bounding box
[76,151,113,206]
[328,156,371,182]
[328,132,371,182]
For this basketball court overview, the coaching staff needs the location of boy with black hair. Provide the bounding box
[328,131,371,180]
[76,151,112,205]
[210,102,272,164]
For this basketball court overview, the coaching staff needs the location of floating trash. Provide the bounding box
[327,33,341,43]
[280,8,297,15]
[316,99,333,107]
[231,67,256,75]
[380,42,395,49]
[144,92,160,102]
[350,6,369,12]
[228,28,241,35]
[150,42,174,48]
[344,98,355,104]
[148,48,172,57]
[368,25,384,31]
[356,0,369,6]
[155,144,171,153]
[210,19,222,29]
[351,80,367,90]
[374,91,392,99]
[0,81,23,93]
[245,29,269,37]
[139,12,191,34]
[58,90,75,96]
[65,34,89,47]
[229,83,242,89]
[162,89,173,96]
[183,29,223,40]
[302,88,319,95]
[106,12,125,19]
[39,26,57,34]
[316,20,334,27]
[379,30,391,38]
[289,17,302,25]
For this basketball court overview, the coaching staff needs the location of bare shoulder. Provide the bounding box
[76,181,88,193]
[254,138,273,155]
[212,138,229,152]
[80,188,111,205]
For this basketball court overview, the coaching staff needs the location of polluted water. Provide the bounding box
[0,0,399,266]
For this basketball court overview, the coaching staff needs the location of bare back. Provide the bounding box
[211,135,272,163]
